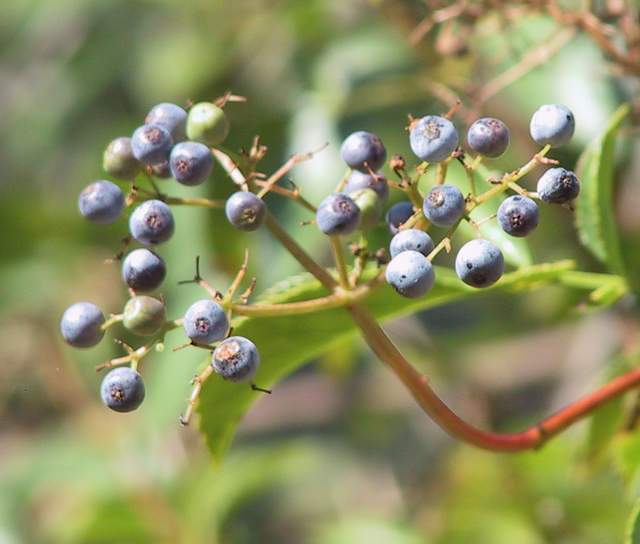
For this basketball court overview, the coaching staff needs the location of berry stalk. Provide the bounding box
[348,303,640,452]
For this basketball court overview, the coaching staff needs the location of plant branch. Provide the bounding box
[473,26,576,105]
[231,276,385,317]
[264,213,337,291]
[330,236,351,289]
[348,303,640,452]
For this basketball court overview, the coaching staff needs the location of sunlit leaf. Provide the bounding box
[197,260,622,461]
[626,499,640,544]
[575,103,629,275]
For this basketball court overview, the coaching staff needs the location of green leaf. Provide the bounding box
[312,517,424,544]
[585,352,637,464]
[197,260,616,461]
[575,103,629,275]
[626,499,640,544]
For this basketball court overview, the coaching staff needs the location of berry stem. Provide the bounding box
[180,362,214,426]
[101,313,123,331]
[265,213,337,291]
[330,236,351,290]
[460,155,481,197]
[131,192,225,209]
[231,270,387,317]
[334,168,351,193]
[164,196,225,208]
[212,148,336,291]
[348,303,640,452]
[427,219,462,261]
[253,180,317,213]
[350,235,369,287]
[471,145,551,208]
[434,161,449,185]
[256,144,327,200]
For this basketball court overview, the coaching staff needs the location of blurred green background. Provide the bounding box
[2,0,639,542]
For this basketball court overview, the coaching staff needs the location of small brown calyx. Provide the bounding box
[175,158,190,175]
[195,317,210,334]
[145,126,163,144]
[242,208,257,223]
[216,340,241,365]
[510,212,524,228]
[424,120,442,141]
[146,213,162,228]
[389,154,406,172]
[111,387,125,401]
[429,189,445,207]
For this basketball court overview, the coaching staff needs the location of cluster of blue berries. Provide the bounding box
[61,97,579,422]
[317,104,578,299]
[62,100,267,416]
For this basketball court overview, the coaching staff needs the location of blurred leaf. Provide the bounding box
[587,397,626,464]
[613,432,640,486]
[182,442,326,542]
[575,103,629,275]
[198,259,618,461]
[626,500,640,544]
[313,517,424,544]
[585,353,635,463]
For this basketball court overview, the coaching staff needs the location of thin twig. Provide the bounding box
[474,26,576,105]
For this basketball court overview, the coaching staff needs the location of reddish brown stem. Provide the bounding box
[349,304,640,452]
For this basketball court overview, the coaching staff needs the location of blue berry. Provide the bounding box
[78,180,124,224]
[390,228,434,258]
[183,299,229,344]
[122,249,166,292]
[344,170,389,200]
[145,102,187,142]
[103,137,140,180]
[169,141,213,186]
[385,250,435,298]
[423,184,465,227]
[60,302,105,348]
[316,193,361,236]
[123,295,166,336]
[497,195,539,237]
[131,124,173,165]
[455,239,504,288]
[409,115,458,163]
[212,336,259,382]
[186,102,230,145]
[225,192,267,231]
[529,104,575,147]
[129,199,175,245]
[467,117,509,158]
[537,167,580,204]
[100,367,145,413]
[385,201,414,235]
[340,131,387,172]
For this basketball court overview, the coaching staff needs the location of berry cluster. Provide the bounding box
[63,98,267,419]
[381,104,577,298]
[61,97,579,425]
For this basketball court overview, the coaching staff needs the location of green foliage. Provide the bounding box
[585,353,636,464]
[198,260,623,461]
[575,103,630,275]
[627,500,640,544]
[3,0,640,541]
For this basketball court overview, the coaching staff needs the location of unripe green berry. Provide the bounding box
[186,102,230,146]
[103,137,140,180]
[348,188,381,230]
[123,295,166,336]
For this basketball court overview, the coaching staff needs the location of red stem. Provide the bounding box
[349,304,640,452]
